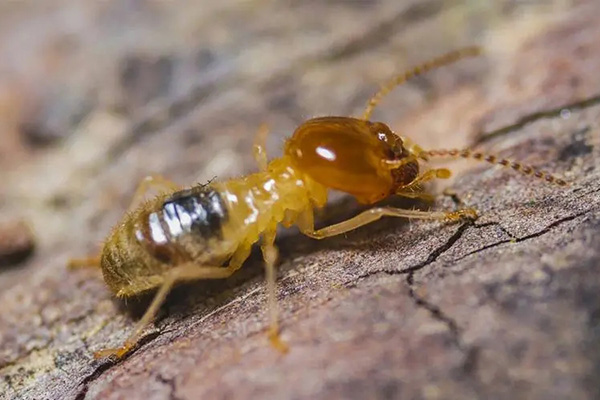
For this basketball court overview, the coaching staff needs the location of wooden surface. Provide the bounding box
[1,1,600,399]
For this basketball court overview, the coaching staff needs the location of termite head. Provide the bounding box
[285,116,419,204]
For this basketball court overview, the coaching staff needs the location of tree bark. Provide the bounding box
[1,1,600,399]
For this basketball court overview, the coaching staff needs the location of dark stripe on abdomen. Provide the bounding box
[134,185,228,264]
[161,185,228,241]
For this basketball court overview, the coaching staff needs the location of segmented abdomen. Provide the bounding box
[101,185,234,296]
[136,185,232,263]
[101,158,326,297]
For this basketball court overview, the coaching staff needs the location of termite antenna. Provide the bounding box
[362,46,483,121]
[422,148,569,187]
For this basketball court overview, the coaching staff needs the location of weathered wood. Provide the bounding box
[1,1,600,399]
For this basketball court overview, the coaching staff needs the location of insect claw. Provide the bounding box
[444,208,478,222]
[461,208,479,220]
[457,208,478,221]
[93,346,131,360]
[268,328,289,354]
[67,256,101,269]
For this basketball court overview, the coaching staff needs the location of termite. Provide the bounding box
[70,46,567,359]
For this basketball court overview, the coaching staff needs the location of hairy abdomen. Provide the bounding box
[101,158,326,297]
[101,186,235,297]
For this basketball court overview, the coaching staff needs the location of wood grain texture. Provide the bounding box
[1,1,600,399]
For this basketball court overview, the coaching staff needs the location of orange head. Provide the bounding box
[285,116,418,204]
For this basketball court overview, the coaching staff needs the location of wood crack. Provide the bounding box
[73,330,161,400]
[452,208,595,263]
[348,221,473,286]
[406,279,482,386]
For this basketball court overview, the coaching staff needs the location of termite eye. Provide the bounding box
[368,122,406,159]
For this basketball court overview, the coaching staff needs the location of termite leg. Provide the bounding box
[390,168,451,202]
[396,191,435,203]
[384,158,446,203]
[95,244,252,360]
[253,123,270,172]
[261,229,288,353]
[67,256,101,269]
[396,168,452,195]
[299,206,476,240]
[128,175,181,211]
[381,155,418,169]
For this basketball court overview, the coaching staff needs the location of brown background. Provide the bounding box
[1,1,600,399]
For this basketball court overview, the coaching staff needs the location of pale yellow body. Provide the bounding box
[215,156,328,251]
[101,156,327,299]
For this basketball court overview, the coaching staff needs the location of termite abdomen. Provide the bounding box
[161,186,228,242]
[102,185,230,296]
[137,185,229,262]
